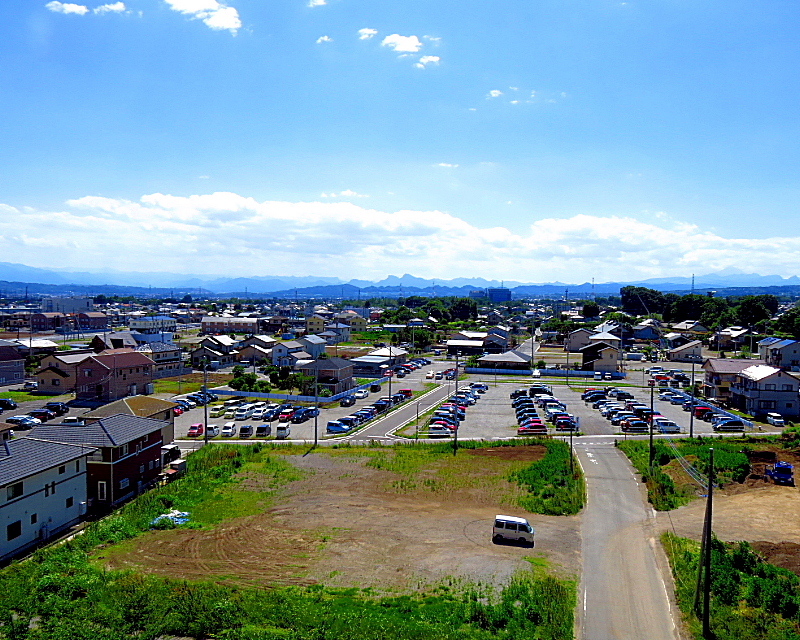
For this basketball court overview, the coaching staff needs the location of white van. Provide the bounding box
[234,404,255,421]
[492,515,534,545]
[766,413,785,427]
[276,424,291,439]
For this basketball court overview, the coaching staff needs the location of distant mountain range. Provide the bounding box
[1,261,800,299]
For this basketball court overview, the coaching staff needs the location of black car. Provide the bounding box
[255,424,272,437]
[45,402,69,416]
[0,398,17,410]
[340,395,356,407]
[239,424,254,438]
[28,408,56,421]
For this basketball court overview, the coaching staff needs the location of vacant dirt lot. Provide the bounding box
[100,446,581,591]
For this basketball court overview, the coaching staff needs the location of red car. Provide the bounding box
[173,406,184,416]
[187,423,204,437]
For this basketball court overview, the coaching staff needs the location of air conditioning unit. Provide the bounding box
[144,383,155,395]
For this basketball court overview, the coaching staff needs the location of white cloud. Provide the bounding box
[316,35,332,43]
[5,193,800,281]
[487,90,503,98]
[510,100,519,105]
[308,0,325,5]
[164,0,241,33]
[94,2,125,13]
[358,28,377,40]
[46,1,89,15]
[321,190,369,198]
[436,163,458,168]
[415,55,440,69]
[423,35,441,42]
[381,34,422,53]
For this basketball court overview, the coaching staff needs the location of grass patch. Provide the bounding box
[0,441,577,640]
[618,438,753,511]
[662,532,800,640]
[153,372,233,395]
[0,390,74,402]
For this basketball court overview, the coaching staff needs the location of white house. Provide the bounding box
[0,438,94,563]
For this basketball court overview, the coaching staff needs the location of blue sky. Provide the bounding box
[1,0,800,283]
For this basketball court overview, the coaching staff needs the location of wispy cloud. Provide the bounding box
[321,190,369,198]
[45,1,89,15]
[94,2,125,13]
[308,0,325,6]
[381,34,422,53]
[164,0,241,34]
[316,35,332,43]
[415,55,440,69]
[358,28,377,40]
[487,89,503,98]
[436,162,458,168]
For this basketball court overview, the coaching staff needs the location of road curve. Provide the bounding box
[575,441,678,640]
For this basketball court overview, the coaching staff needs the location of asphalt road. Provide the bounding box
[575,441,678,640]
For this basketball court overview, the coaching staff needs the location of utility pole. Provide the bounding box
[694,448,714,638]
[202,358,209,447]
[689,360,696,438]
[453,351,459,455]
[313,365,319,447]
[649,382,655,467]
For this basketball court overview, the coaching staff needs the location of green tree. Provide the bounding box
[774,304,800,339]
[668,293,707,322]
[620,286,665,316]
[449,297,478,321]
[582,302,600,318]
[735,295,775,328]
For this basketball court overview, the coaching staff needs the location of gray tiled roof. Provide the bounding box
[0,437,96,486]
[28,414,165,448]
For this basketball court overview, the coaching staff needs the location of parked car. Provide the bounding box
[187,423,204,437]
[221,422,238,437]
[766,412,786,427]
[340,396,356,407]
[427,425,452,438]
[28,408,56,421]
[6,415,40,427]
[206,424,220,437]
[44,402,69,415]
[255,424,272,437]
[0,398,18,410]
[276,424,291,439]
[354,389,369,399]
[239,424,254,438]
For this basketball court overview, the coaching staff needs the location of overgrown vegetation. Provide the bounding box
[663,532,800,640]
[357,439,585,516]
[618,438,752,510]
[0,442,578,639]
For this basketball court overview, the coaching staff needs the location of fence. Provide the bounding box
[464,367,626,380]
[206,377,390,403]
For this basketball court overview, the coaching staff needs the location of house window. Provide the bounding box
[765,384,776,390]
[84,369,92,377]
[52,379,60,386]
[120,444,129,457]
[97,481,107,500]
[760,400,776,409]
[30,513,37,525]
[44,482,56,497]
[6,521,21,541]
[782,384,793,391]
[58,466,65,475]
[119,478,130,490]
[65,497,74,508]
[7,482,23,500]
[139,464,145,474]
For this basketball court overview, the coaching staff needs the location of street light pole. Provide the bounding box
[202,358,209,447]
[314,364,319,447]
[453,351,460,455]
[689,360,696,438]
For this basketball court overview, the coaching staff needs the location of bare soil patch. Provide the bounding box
[100,449,580,592]
[466,445,547,462]
[750,541,800,577]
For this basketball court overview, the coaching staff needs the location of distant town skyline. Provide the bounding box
[2,2,800,281]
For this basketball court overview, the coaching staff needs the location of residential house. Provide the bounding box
[564,328,594,353]
[297,358,355,395]
[662,332,693,349]
[30,414,165,514]
[477,350,531,372]
[446,339,486,356]
[368,346,408,366]
[190,335,239,367]
[76,312,108,331]
[407,317,426,328]
[0,346,25,386]
[36,351,94,395]
[200,316,258,335]
[135,342,185,378]
[0,437,94,563]
[588,331,622,350]
[702,358,766,404]
[323,322,351,343]
[579,342,620,373]
[305,314,327,335]
[482,333,509,354]
[74,350,155,402]
[271,341,307,367]
[12,338,60,357]
[757,337,783,361]
[298,334,327,359]
[716,326,750,351]
[30,313,67,332]
[83,395,177,445]
[761,339,800,370]
[667,340,703,363]
[89,331,140,352]
[130,315,177,334]
[730,365,800,418]
[632,322,661,341]
[260,316,289,334]
[672,320,710,335]
[41,297,93,314]
[334,311,368,331]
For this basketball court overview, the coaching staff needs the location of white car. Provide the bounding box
[654,419,681,433]
[251,408,266,420]
[354,389,369,399]
[206,424,220,437]
[766,412,785,427]
[221,422,237,437]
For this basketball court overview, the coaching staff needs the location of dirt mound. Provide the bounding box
[751,541,800,576]
[466,445,547,462]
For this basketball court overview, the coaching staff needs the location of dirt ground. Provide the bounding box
[99,446,581,591]
[656,448,800,575]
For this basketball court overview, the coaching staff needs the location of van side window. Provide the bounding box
[494,520,505,529]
